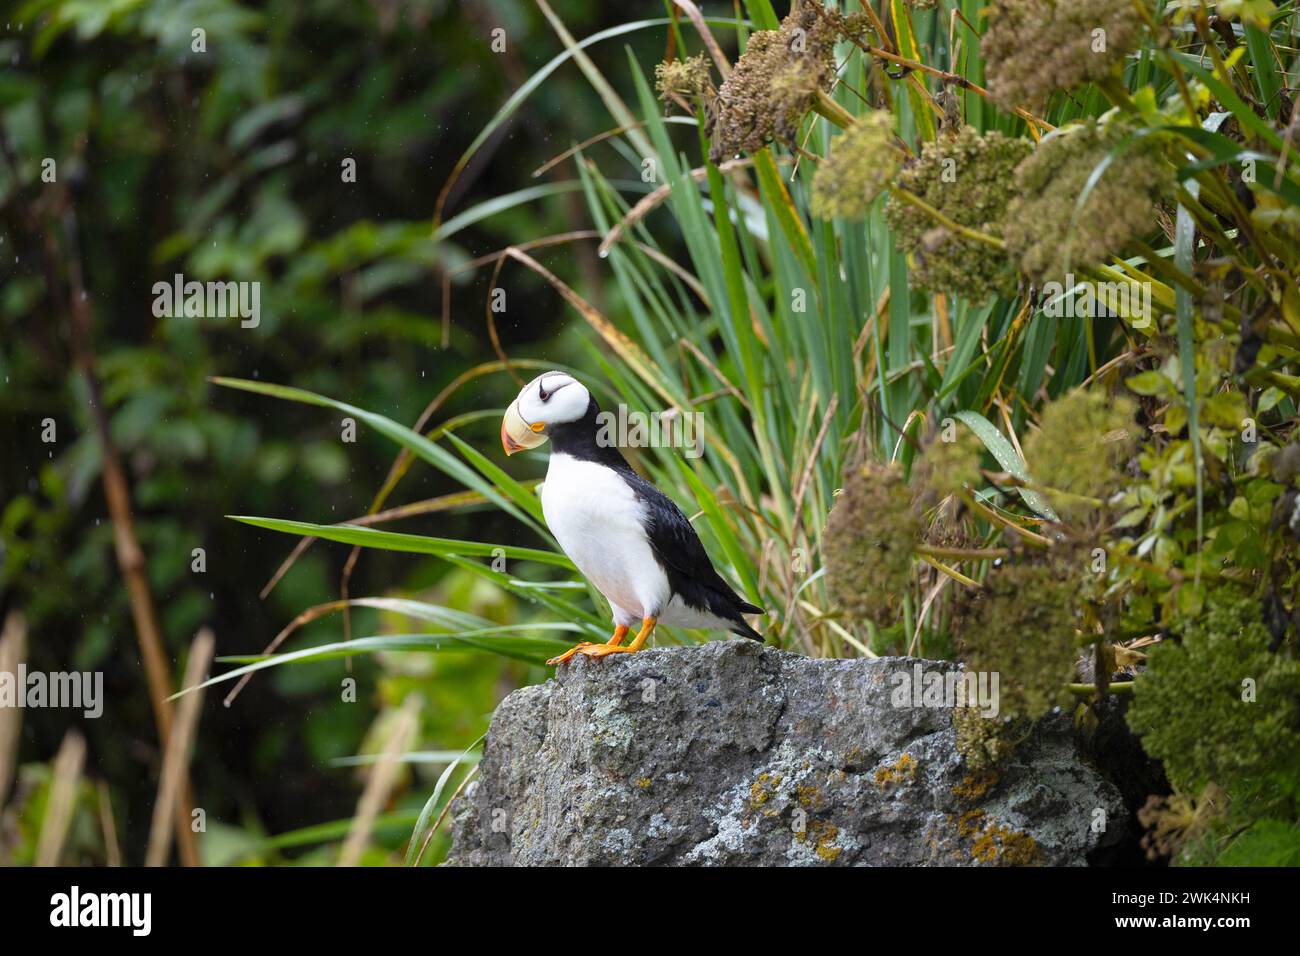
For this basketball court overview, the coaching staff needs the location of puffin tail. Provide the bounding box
[730,602,765,642]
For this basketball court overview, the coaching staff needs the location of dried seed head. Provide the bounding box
[655,53,715,103]
[956,560,1080,719]
[1024,389,1137,516]
[824,461,923,627]
[916,427,986,505]
[705,0,839,163]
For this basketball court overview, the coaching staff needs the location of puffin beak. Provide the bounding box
[501,399,546,456]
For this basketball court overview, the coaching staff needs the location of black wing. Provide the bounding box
[620,470,763,638]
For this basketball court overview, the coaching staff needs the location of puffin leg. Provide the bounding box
[570,617,656,659]
[546,624,630,665]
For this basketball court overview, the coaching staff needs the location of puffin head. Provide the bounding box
[501,371,591,456]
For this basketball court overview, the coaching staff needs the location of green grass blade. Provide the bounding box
[227,515,571,567]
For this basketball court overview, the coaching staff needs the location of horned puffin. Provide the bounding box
[500,370,764,664]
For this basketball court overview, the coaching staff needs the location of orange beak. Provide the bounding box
[502,418,525,456]
[501,399,546,456]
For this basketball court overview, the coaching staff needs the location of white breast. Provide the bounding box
[540,453,669,623]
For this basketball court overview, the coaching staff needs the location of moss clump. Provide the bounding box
[953,708,1030,771]
[884,127,1031,301]
[1004,121,1170,285]
[957,561,1081,718]
[1127,589,1300,799]
[982,0,1140,108]
[824,461,923,627]
[705,0,839,163]
[811,111,900,220]
[1024,389,1136,515]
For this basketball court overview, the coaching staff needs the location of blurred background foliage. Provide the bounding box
[0,0,668,865]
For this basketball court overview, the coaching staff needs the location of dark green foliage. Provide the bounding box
[1128,590,1300,799]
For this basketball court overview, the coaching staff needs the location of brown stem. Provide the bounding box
[50,202,201,867]
[846,38,1053,132]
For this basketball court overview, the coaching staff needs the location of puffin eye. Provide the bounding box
[538,382,550,402]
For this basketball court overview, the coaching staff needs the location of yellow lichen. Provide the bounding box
[635,777,652,790]
[873,752,918,790]
[796,783,825,810]
[956,809,986,839]
[952,770,1000,802]
[750,772,782,808]
[958,810,1040,866]
[798,819,843,862]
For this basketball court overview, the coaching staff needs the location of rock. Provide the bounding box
[446,640,1128,866]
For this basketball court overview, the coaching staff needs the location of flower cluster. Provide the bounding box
[811,111,899,220]
[655,53,714,103]
[956,560,1080,719]
[884,127,1031,300]
[1004,121,1170,285]
[1024,389,1137,516]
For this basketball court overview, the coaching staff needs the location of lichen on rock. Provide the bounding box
[447,641,1128,866]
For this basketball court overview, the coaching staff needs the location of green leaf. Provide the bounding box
[952,411,1060,521]
[1126,370,1175,397]
[176,625,583,698]
[406,734,484,866]
[227,515,572,568]
[212,377,543,533]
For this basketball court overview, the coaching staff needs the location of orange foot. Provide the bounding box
[548,618,655,666]
[547,624,629,666]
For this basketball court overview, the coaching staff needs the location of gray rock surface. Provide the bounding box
[447,640,1127,866]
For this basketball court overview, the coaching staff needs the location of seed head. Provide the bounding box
[655,53,715,103]
[982,0,1141,109]
[811,111,899,220]
[824,461,923,627]
[705,0,839,163]
[884,127,1031,300]
[956,560,1080,719]
[1004,121,1170,285]
[1024,389,1137,517]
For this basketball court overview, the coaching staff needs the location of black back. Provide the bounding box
[548,397,763,639]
